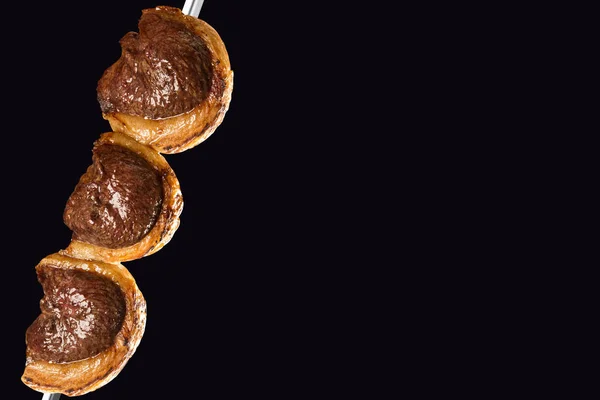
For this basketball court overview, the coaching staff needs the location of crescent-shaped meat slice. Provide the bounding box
[97,5,233,154]
[63,131,183,263]
[22,253,146,396]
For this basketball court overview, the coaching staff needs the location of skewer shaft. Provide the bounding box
[182,0,204,17]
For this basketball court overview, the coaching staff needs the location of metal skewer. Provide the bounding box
[182,0,204,17]
[39,2,204,399]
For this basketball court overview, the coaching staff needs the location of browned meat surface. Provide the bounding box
[97,6,222,119]
[26,265,126,363]
[64,143,163,249]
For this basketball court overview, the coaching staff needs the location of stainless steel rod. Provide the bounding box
[182,0,204,17]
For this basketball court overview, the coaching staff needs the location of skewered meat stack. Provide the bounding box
[21,6,233,397]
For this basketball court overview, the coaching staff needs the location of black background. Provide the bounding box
[2,1,345,398]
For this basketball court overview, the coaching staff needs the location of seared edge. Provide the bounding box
[104,8,233,154]
[63,131,183,263]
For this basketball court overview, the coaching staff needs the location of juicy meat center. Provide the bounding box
[63,143,163,249]
[26,266,126,363]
